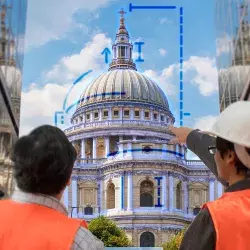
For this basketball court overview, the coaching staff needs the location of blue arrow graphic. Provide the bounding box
[101,48,111,64]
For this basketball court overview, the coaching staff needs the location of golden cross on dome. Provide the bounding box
[119,8,126,18]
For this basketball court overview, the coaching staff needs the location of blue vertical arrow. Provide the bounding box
[101,48,111,64]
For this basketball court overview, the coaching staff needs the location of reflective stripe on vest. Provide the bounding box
[0,199,88,250]
[202,189,250,250]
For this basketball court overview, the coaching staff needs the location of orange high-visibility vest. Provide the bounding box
[202,189,250,250]
[0,199,88,250]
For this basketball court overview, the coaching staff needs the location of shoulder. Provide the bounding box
[180,207,216,250]
[72,226,104,250]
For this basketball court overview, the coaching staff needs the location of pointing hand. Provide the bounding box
[168,125,193,145]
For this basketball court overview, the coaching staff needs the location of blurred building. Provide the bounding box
[64,11,223,247]
[216,0,250,111]
[0,0,27,198]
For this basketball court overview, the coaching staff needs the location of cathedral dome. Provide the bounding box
[218,66,250,99]
[77,69,169,109]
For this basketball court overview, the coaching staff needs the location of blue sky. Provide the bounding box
[20,0,221,140]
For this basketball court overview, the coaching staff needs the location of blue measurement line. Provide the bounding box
[108,148,184,158]
[179,7,184,127]
[129,3,176,11]
[129,4,187,127]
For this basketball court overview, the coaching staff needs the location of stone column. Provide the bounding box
[182,147,186,159]
[183,181,188,213]
[63,186,69,213]
[162,144,167,159]
[72,178,78,218]
[81,139,85,160]
[99,109,102,121]
[169,144,175,159]
[168,175,174,212]
[127,172,133,210]
[176,144,180,157]
[119,144,124,158]
[120,175,124,210]
[105,137,110,158]
[108,107,112,120]
[90,111,94,122]
[217,182,223,198]
[209,180,215,201]
[119,136,124,157]
[127,142,133,158]
[120,108,123,120]
[83,113,86,123]
[140,109,144,120]
[92,137,97,159]
[130,108,134,120]
[162,175,167,210]
[99,179,103,213]
[150,109,154,121]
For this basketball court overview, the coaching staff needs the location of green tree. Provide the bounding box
[88,216,131,247]
[162,227,187,250]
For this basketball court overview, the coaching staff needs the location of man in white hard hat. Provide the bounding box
[169,101,250,250]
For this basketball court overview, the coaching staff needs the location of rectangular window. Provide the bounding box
[86,113,90,120]
[113,110,119,117]
[145,111,149,118]
[154,113,158,120]
[135,110,140,117]
[103,110,108,117]
[161,115,165,122]
[94,112,99,119]
[80,116,83,122]
[124,110,130,116]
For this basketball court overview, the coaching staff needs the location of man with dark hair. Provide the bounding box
[169,101,250,250]
[0,125,104,250]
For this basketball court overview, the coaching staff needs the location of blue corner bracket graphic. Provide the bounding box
[129,3,189,127]
[129,3,176,11]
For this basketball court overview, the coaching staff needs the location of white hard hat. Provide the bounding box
[200,101,250,168]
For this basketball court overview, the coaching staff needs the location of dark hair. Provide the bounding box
[12,125,77,196]
[216,137,250,175]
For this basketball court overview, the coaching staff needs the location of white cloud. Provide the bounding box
[142,56,218,97]
[143,66,176,96]
[159,48,167,56]
[26,0,115,49]
[20,83,69,135]
[159,17,173,25]
[183,56,218,96]
[193,115,218,131]
[20,32,112,135]
[46,33,112,83]
[216,33,232,56]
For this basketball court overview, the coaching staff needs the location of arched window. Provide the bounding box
[106,183,115,209]
[176,181,182,209]
[140,232,155,247]
[84,206,93,215]
[140,180,154,207]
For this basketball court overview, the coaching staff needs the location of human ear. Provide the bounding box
[225,150,236,165]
